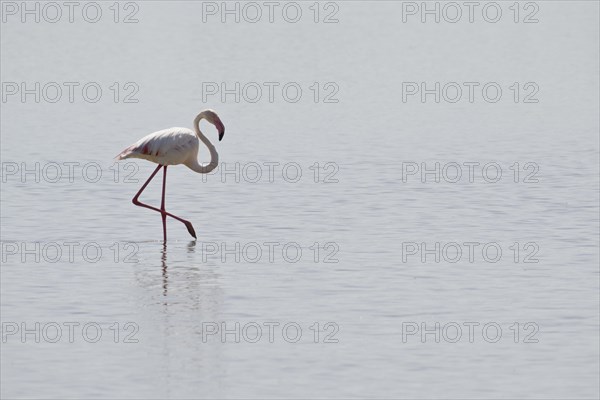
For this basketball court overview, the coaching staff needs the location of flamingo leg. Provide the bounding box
[132,164,162,203]
[161,166,167,242]
[132,164,197,239]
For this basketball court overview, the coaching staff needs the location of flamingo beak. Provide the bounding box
[216,119,225,141]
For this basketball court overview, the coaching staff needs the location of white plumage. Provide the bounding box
[117,128,199,166]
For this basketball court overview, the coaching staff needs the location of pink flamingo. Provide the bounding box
[116,110,225,242]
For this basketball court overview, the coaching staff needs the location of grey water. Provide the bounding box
[1,1,599,399]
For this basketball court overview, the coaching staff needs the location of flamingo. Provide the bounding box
[115,109,225,242]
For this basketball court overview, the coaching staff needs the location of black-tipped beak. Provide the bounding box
[214,118,225,141]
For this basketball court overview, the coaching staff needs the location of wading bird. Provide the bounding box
[115,110,225,242]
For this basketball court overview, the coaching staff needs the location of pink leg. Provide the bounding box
[161,166,167,242]
[132,164,197,239]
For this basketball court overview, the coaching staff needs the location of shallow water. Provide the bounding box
[1,1,599,399]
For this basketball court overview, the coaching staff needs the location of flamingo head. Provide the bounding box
[203,109,225,141]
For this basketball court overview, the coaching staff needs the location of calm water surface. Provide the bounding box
[1,2,599,399]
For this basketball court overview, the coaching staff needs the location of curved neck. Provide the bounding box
[189,112,219,173]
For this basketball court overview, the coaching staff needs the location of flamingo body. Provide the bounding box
[117,128,199,167]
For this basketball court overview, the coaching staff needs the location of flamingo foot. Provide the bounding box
[184,221,197,239]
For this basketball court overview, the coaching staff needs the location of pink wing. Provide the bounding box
[116,128,198,165]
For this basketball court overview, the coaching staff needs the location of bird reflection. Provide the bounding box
[134,240,222,312]
[161,243,168,298]
[160,240,196,298]
[133,239,224,393]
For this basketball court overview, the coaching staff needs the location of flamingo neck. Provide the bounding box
[189,112,219,174]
